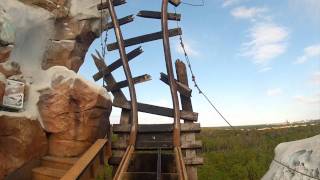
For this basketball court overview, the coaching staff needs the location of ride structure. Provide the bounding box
[92,0,203,179]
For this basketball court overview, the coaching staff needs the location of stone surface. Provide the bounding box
[0,80,4,104]
[0,61,21,78]
[0,7,15,46]
[0,46,13,63]
[38,76,111,157]
[0,116,48,179]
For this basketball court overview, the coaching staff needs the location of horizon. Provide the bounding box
[80,0,320,127]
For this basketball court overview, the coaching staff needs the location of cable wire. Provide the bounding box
[174,8,235,130]
[273,159,320,180]
[181,0,205,7]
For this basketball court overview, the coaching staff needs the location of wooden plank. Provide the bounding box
[97,0,126,10]
[112,123,201,133]
[169,0,181,7]
[61,139,107,180]
[176,60,193,111]
[137,10,181,21]
[105,74,151,91]
[105,15,134,30]
[160,72,192,97]
[184,157,204,165]
[107,28,182,51]
[112,140,202,150]
[93,47,143,81]
[113,100,198,121]
[92,53,127,104]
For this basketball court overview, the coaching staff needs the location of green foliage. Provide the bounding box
[198,124,320,180]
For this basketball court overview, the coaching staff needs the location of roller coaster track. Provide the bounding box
[93,0,200,179]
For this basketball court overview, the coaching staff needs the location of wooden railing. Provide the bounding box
[61,139,109,180]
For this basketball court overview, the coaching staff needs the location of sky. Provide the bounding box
[79,0,320,127]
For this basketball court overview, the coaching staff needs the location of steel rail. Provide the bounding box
[106,0,138,179]
[161,0,181,147]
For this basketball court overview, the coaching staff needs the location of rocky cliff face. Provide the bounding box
[0,0,111,178]
[263,135,320,180]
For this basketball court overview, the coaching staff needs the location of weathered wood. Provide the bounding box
[160,72,192,97]
[93,47,143,81]
[61,139,107,180]
[105,15,134,30]
[169,0,181,7]
[105,74,151,91]
[184,157,204,165]
[92,53,127,104]
[137,11,181,21]
[176,60,193,112]
[97,0,126,10]
[112,123,201,134]
[107,28,182,51]
[112,140,202,150]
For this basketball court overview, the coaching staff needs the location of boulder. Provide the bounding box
[0,116,48,179]
[38,74,111,157]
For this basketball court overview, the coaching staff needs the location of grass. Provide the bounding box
[197,122,320,180]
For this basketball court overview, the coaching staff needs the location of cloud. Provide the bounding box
[258,67,272,73]
[267,88,283,97]
[293,93,320,104]
[175,40,200,57]
[231,6,267,20]
[242,23,289,64]
[294,43,320,64]
[310,71,320,85]
[222,0,249,7]
[289,0,320,24]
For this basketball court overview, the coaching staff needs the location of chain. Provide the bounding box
[174,8,235,130]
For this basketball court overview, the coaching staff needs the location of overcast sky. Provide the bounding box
[80,0,320,127]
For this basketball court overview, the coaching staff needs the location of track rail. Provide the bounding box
[95,0,189,179]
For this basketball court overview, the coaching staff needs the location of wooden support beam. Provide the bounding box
[112,123,201,134]
[105,74,151,91]
[113,101,198,121]
[93,47,143,81]
[169,0,181,7]
[175,60,193,113]
[137,11,181,21]
[107,28,182,51]
[97,0,126,10]
[105,15,134,30]
[92,53,128,105]
[112,140,202,150]
[160,72,192,97]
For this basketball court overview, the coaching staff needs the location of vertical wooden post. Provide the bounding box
[175,59,198,180]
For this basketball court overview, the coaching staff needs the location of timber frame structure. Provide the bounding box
[93,0,203,179]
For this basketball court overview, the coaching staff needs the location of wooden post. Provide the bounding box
[175,59,198,180]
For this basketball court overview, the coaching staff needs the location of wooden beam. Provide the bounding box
[107,28,182,51]
[105,74,151,91]
[97,0,126,10]
[92,53,128,104]
[160,72,192,97]
[93,47,143,81]
[61,139,107,180]
[169,0,181,7]
[104,15,134,30]
[113,101,198,121]
[112,123,201,134]
[112,140,202,150]
[137,11,181,21]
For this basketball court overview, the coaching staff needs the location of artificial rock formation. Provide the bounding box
[0,0,111,178]
[0,116,48,179]
[38,74,111,157]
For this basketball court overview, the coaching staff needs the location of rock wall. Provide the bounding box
[262,135,320,180]
[0,0,111,178]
